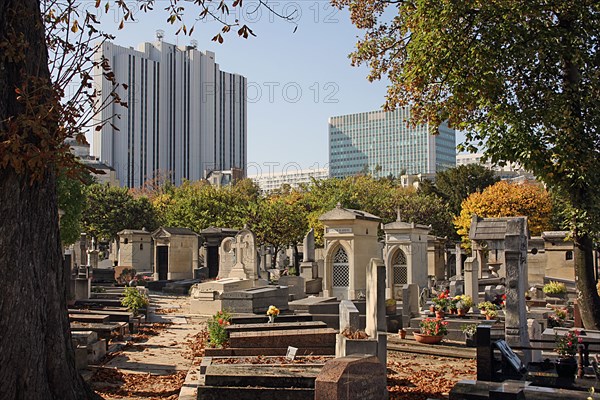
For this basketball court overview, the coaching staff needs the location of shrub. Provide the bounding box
[121,287,149,314]
[419,318,449,336]
[543,281,567,295]
[207,310,232,348]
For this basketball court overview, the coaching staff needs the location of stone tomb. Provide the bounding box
[314,355,388,400]
[278,275,306,301]
[190,278,254,315]
[221,286,289,314]
[319,204,382,300]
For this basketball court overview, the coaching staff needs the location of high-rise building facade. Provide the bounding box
[92,39,246,187]
[328,108,455,178]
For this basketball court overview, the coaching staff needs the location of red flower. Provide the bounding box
[218,318,224,325]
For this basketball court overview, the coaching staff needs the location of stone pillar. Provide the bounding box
[455,242,463,278]
[464,256,479,314]
[366,258,387,366]
[504,218,531,363]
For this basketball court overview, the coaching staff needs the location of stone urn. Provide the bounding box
[413,333,444,344]
[268,315,276,323]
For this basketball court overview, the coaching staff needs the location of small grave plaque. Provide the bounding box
[286,346,298,361]
[495,340,527,375]
[314,355,387,400]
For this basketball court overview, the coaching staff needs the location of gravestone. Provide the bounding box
[336,300,376,358]
[503,217,530,362]
[402,283,419,319]
[227,229,259,280]
[339,300,360,332]
[299,229,321,293]
[314,355,388,400]
[278,275,306,300]
[365,258,387,366]
[449,279,464,297]
[527,319,542,362]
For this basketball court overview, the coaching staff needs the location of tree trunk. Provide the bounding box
[573,232,600,330]
[0,1,100,398]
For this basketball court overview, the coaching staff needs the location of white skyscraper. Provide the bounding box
[92,38,247,187]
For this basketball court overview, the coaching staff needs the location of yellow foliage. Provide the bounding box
[455,181,552,247]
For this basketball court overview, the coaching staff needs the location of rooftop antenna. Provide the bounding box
[156,30,164,42]
[190,39,198,49]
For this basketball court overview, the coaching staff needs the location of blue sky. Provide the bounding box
[90,1,462,175]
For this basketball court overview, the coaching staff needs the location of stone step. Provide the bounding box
[226,321,327,334]
[204,347,335,357]
[197,385,314,400]
[205,365,321,388]
[229,328,337,349]
[230,314,313,325]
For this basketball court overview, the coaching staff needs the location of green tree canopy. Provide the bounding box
[57,170,91,245]
[81,184,159,241]
[420,164,499,215]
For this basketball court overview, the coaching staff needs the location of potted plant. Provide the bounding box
[455,294,474,315]
[543,281,567,298]
[414,317,448,344]
[432,292,450,318]
[266,305,280,323]
[554,329,581,379]
[461,324,478,347]
[385,298,397,315]
[477,301,499,320]
[548,307,568,328]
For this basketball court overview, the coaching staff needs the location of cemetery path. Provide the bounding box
[89,293,208,400]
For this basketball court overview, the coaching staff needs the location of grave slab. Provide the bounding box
[314,355,388,400]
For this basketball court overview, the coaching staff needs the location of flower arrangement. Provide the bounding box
[266,305,280,317]
[543,281,567,295]
[555,329,582,357]
[478,301,499,318]
[419,317,449,336]
[207,310,232,348]
[461,323,478,337]
[433,291,450,311]
[454,294,474,310]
